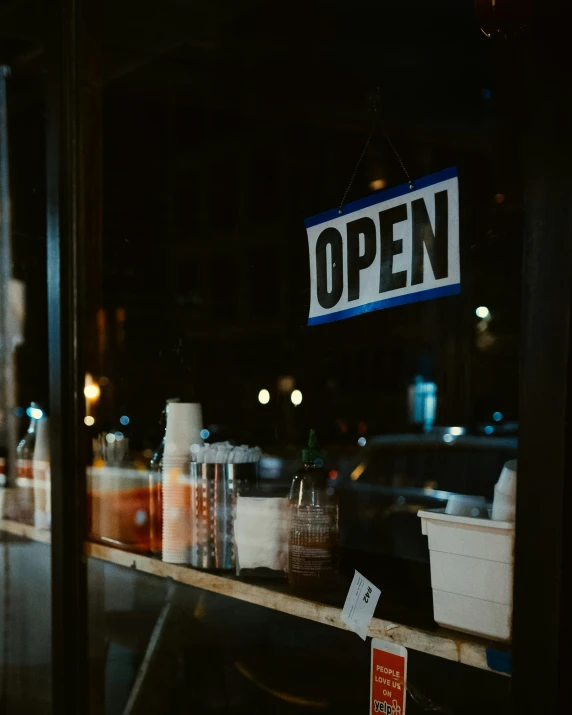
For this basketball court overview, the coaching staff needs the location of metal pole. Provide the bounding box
[0,65,18,488]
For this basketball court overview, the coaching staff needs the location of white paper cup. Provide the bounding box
[162,459,190,472]
[34,510,51,530]
[162,456,190,465]
[445,494,488,518]
[164,403,203,457]
[492,485,516,522]
[33,417,51,530]
[496,459,517,497]
[162,471,191,563]
[34,416,50,462]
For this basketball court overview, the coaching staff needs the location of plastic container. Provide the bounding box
[88,466,155,552]
[418,508,514,641]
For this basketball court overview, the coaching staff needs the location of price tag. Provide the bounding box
[341,570,381,640]
[370,639,407,715]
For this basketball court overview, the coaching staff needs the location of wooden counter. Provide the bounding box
[0,516,509,675]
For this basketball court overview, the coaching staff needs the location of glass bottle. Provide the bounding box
[288,430,338,591]
[16,402,41,486]
[148,436,164,555]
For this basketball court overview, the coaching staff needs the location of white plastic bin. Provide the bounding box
[418,509,515,641]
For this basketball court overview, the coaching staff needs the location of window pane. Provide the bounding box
[87,1,522,711]
[0,4,51,710]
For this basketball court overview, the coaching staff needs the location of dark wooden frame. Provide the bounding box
[512,16,572,713]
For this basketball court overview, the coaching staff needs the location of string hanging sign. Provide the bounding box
[305,167,460,326]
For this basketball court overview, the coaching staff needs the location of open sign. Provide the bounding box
[305,167,460,326]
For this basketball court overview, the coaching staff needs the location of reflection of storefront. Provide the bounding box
[1,1,572,713]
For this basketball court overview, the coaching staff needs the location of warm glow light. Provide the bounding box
[369,178,387,191]
[277,375,296,393]
[475,306,490,319]
[84,416,95,426]
[350,463,366,481]
[84,383,101,400]
[291,389,303,406]
[27,407,44,420]
[258,389,270,405]
[449,426,464,436]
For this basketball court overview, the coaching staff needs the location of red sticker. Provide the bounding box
[370,639,407,715]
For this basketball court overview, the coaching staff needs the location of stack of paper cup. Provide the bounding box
[164,402,203,457]
[33,416,51,530]
[162,402,203,563]
[492,459,517,522]
[162,463,192,563]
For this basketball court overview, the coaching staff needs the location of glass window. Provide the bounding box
[85,1,521,712]
[0,5,52,710]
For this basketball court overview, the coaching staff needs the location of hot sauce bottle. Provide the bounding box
[288,430,338,591]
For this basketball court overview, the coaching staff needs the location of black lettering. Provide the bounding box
[379,204,408,293]
[316,227,344,309]
[346,216,376,301]
[411,190,448,285]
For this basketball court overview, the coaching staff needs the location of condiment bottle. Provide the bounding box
[288,430,338,591]
[16,402,40,486]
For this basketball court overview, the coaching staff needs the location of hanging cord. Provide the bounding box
[338,114,378,215]
[338,92,414,215]
[379,121,414,192]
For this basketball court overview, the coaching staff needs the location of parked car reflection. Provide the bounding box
[335,431,517,566]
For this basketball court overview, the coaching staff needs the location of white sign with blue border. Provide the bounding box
[305,167,460,326]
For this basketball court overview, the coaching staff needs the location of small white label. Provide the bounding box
[341,570,381,640]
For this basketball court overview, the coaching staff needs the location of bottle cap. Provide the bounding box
[302,429,323,463]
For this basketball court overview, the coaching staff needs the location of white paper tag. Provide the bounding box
[341,570,381,640]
